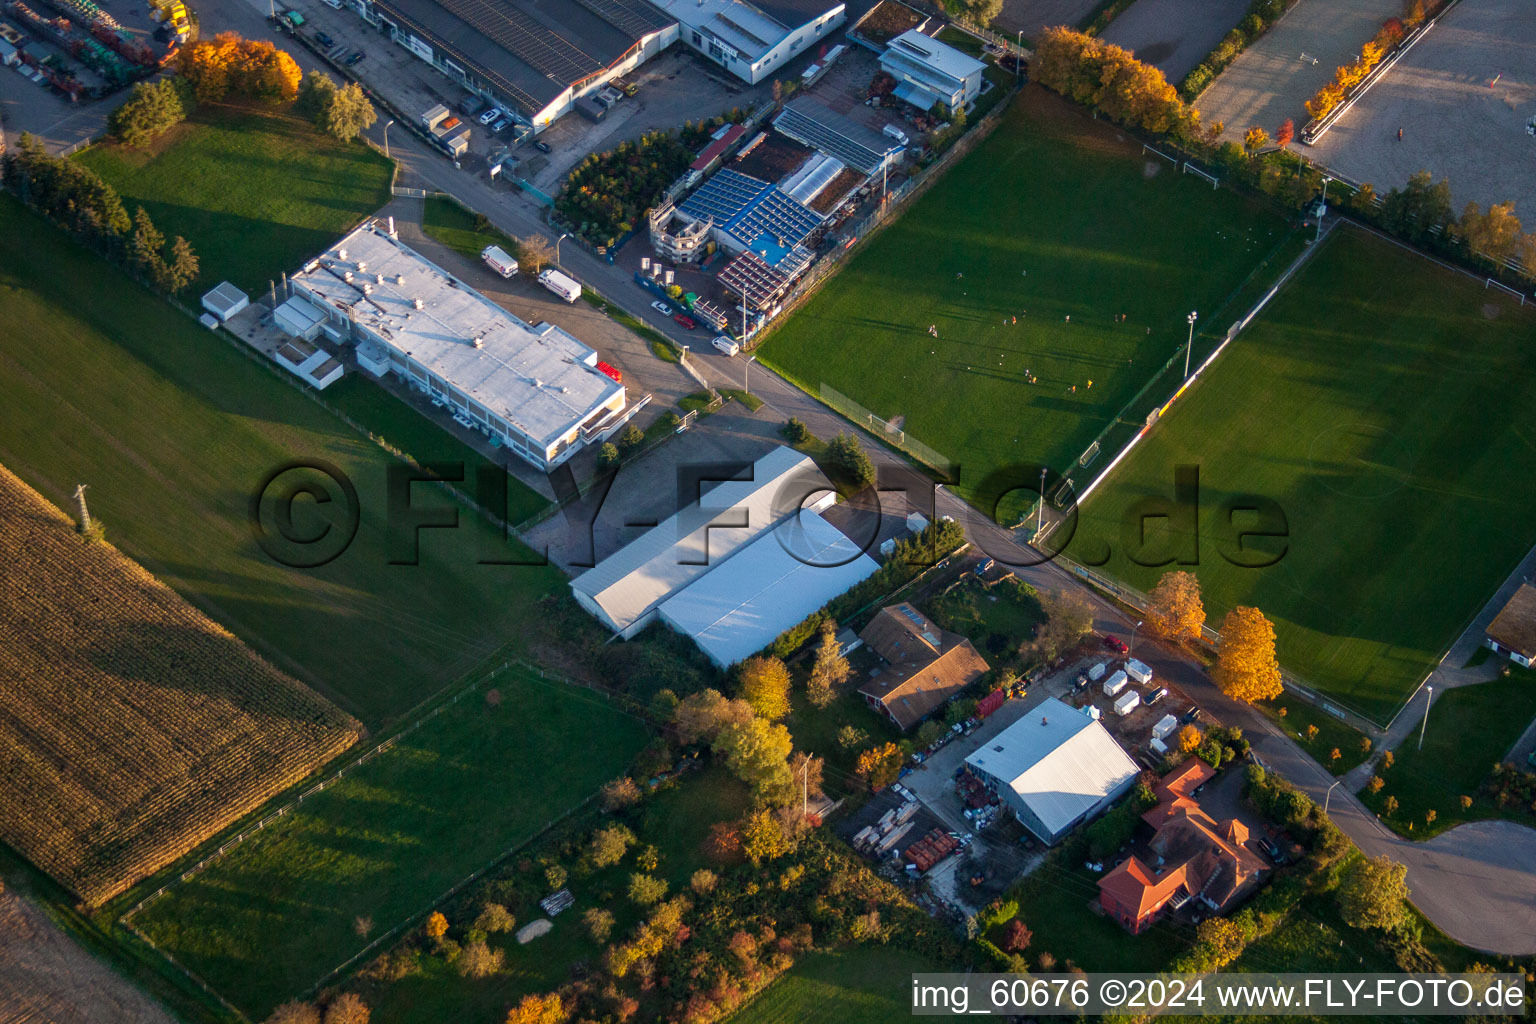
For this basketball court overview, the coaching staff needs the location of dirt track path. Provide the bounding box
[0,890,175,1024]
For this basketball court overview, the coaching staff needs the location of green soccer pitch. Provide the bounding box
[1068,226,1536,723]
[759,87,1295,519]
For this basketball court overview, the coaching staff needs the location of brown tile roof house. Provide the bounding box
[1097,766,1268,934]
[857,603,989,731]
[1485,583,1536,666]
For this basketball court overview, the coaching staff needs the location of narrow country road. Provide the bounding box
[127,0,1536,956]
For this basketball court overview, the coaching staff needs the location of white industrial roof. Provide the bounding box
[884,28,986,82]
[658,508,878,666]
[570,446,831,633]
[966,697,1139,837]
[291,224,621,448]
[200,281,249,318]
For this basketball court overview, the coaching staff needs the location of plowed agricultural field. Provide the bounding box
[0,464,361,905]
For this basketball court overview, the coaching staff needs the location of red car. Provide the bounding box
[1103,634,1128,655]
[672,313,697,330]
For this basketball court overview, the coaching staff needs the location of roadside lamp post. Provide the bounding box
[1034,466,1047,538]
[745,354,757,395]
[382,119,394,158]
[1183,310,1198,378]
[554,232,570,270]
[1129,620,1143,656]
[1324,779,1343,815]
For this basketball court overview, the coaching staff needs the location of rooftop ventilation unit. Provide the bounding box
[338,248,348,261]
[413,297,424,310]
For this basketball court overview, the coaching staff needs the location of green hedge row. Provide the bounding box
[1178,0,1301,101]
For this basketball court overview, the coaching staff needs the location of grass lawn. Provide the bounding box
[928,577,1043,661]
[78,102,393,295]
[131,670,649,1019]
[1258,698,1373,776]
[1004,844,1189,972]
[0,195,562,727]
[760,86,1293,521]
[728,947,948,1024]
[1361,671,1536,837]
[421,195,519,264]
[1073,227,1536,723]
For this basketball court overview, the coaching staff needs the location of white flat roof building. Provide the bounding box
[965,698,1140,844]
[570,446,837,639]
[649,0,846,84]
[288,223,624,470]
[879,28,986,114]
[658,507,878,667]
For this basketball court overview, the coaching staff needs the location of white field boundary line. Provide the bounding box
[1301,0,1459,145]
[1072,223,1335,507]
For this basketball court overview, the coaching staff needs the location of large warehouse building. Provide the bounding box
[356,0,677,132]
[647,0,847,85]
[571,446,875,664]
[285,222,627,470]
[964,699,1140,845]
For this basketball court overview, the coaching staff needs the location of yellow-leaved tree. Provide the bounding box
[737,655,792,720]
[1213,606,1282,704]
[1147,570,1205,643]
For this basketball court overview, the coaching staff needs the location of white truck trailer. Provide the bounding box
[538,268,581,303]
[481,244,518,278]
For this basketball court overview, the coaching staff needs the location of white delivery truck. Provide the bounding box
[1114,690,1141,716]
[1102,670,1129,698]
[481,245,518,278]
[1125,658,1153,685]
[538,268,581,303]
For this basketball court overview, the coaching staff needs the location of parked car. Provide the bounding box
[345,49,365,65]
[711,336,740,356]
[478,107,502,125]
[1256,836,1283,863]
[321,0,341,8]
[672,313,697,330]
[621,81,639,97]
[1146,686,1169,706]
[315,31,334,47]
[650,300,674,316]
[1103,634,1128,655]
[1180,706,1202,726]
[532,139,551,153]
[491,117,512,136]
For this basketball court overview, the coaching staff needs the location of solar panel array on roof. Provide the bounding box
[774,98,889,173]
[724,187,823,250]
[576,0,673,38]
[679,168,772,224]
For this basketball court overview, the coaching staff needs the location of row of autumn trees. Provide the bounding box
[1305,0,1440,122]
[1034,26,1536,283]
[1140,570,1285,706]
[110,34,375,151]
[2,136,199,293]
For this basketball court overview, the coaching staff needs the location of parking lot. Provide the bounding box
[278,0,782,194]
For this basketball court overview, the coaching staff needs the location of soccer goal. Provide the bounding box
[1486,277,1528,305]
[1142,144,1178,167]
[1182,162,1220,189]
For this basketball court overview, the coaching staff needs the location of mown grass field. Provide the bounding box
[77,102,394,294]
[1361,670,1536,837]
[0,464,358,907]
[0,195,562,727]
[132,670,649,1019]
[728,947,944,1024]
[760,86,1293,518]
[1072,227,1536,722]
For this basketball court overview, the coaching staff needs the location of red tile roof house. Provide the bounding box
[1096,761,1268,934]
[857,603,989,731]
